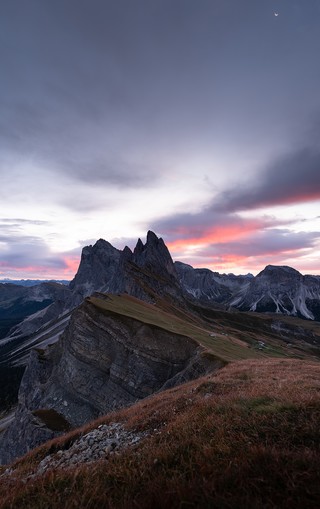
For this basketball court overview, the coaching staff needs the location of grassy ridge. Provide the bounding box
[0,358,319,508]
[89,294,280,361]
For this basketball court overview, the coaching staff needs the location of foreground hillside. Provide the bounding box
[0,358,319,508]
[2,291,320,465]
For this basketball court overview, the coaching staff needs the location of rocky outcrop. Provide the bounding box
[4,235,320,370]
[0,296,220,464]
[34,423,150,475]
[69,230,181,305]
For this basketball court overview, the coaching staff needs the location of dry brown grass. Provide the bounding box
[0,358,319,508]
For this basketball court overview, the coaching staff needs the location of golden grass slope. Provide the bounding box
[89,293,319,361]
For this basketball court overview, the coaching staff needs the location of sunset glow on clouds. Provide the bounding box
[157,144,320,274]
[1,1,320,279]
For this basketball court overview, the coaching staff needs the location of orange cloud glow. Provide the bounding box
[167,220,263,253]
[0,256,80,280]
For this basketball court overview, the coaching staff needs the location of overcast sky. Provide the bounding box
[1,0,320,279]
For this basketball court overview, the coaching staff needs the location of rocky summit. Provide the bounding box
[69,230,180,304]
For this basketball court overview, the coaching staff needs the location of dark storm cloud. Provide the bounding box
[3,0,320,193]
[215,147,320,213]
[153,209,231,239]
[0,0,179,188]
[63,158,154,187]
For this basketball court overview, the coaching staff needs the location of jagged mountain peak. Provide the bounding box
[67,231,178,304]
[146,229,160,244]
[79,239,120,262]
[122,245,133,258]
[4,234,320,359]
[134,231,166,251]
[134,238,144,255]
[133,231,176,278]
[91,238,120,253]
[2,233,320,465]
[227,263,320,320]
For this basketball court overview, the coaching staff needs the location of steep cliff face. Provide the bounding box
[0,296,220,464]
[133,230,177,279]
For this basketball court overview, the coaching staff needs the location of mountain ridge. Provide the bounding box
[2,234,320,346]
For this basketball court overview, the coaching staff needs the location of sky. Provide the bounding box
[1,0,320,279]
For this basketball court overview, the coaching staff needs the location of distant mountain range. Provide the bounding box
[0,282,71,340]
[0,231,320,464]
[0,279,69,287]
[176,262,320,321]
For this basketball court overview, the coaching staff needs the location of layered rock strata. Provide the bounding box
[0,297,220,464]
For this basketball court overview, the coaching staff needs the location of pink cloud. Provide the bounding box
[62,256,80,276]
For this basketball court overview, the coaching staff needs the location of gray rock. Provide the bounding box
[31,422,150,476]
